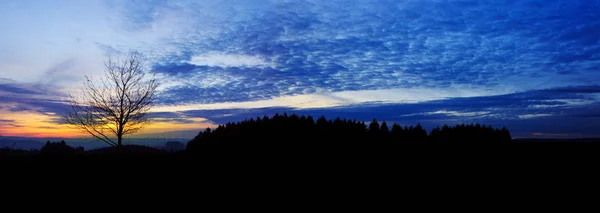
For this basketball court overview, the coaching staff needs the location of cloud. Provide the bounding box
[188,52,271,68]
[120,0,600,106]
[4,0,600,97]
[151,84,600,137]
[147,111,203,124]
[0,81,70,116]
[152,84,600,115]
[544,85,600,94]
[0,78,15,83]
[167,100,600,138]
[518,114,553,119]
[1,97,70,116]
[531,133,571,138]
[0,83,46,96]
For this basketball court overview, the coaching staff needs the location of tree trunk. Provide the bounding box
[118,134,122,146]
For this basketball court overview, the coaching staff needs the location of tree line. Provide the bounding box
[187,113,512,151]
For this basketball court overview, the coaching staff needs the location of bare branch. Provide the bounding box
[63,51,159,147]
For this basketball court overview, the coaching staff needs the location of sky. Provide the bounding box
[1,0,599,140]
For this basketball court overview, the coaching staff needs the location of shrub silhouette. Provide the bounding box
[40,140,83,155]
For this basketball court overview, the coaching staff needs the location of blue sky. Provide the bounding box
[1,0,599,139]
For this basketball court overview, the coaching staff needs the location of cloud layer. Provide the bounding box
[167,85,600,137]
[134,0,600,106]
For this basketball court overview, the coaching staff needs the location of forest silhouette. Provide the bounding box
[187,113,512,149]
[182,113,515,163]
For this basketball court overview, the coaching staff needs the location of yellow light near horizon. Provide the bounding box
[0,109,215,139]
[129,118,215,137]
[0,110,85,138]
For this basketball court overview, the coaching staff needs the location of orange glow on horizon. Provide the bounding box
[0,109,215,139]
[0,110,83,138]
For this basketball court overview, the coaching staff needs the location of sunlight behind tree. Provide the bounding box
[63,52,159,147]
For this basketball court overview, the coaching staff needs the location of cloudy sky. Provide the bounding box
[1,0,599,139]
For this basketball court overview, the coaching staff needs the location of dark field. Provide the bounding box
[3,115,598,188]
[4,142,600,185]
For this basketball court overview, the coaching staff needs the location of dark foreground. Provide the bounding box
[4,142,600,185]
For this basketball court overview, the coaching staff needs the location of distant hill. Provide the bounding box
[86,145,165,154]
[164,141,186,152]
[513,138,600,143]
[0,136,44,150]
[0,136,191,151]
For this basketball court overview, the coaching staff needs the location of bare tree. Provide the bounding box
[64,52,158,147]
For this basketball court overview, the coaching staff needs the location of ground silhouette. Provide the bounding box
[4,113,600,186]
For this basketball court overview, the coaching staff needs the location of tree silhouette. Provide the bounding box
[186,113,512,152]
[428,123,511,144]
[63,52,159,147]
[369,119,380,133]
[40,140,83,155]
[381,121,389,134]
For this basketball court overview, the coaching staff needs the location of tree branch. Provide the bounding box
[62,51,158,147]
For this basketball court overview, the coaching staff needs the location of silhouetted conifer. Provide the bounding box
[381,121,389,134]
[369,119,380,133]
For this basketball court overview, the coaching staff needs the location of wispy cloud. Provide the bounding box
[149,85,600,137]
[189,52,271,68]
[124,0,600,107]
